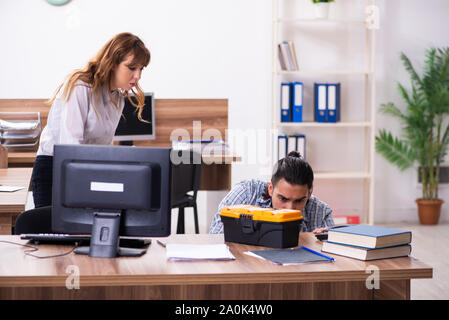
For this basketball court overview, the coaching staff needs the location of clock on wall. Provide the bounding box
[45,0,71,5]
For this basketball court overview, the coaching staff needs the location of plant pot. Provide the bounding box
[415,199,444,225]
[314,3,330,19]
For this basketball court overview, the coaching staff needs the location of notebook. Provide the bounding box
[245,246,334,265]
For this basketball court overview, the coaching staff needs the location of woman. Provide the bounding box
[31,32,151,208]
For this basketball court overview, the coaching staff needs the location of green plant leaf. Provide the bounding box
[400,52,423,90]
[437,124,449,163]
[379,102,404,119]
[379,48,449,198]
[375,129,415,171]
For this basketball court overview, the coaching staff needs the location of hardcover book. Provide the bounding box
[321,241,412,261]
[327,225,412,249]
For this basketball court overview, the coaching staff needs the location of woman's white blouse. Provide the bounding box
[37,82,125,156]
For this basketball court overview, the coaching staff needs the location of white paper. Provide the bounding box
[166,243,235,261]
[0,119,39,130]
[0,185,25,192]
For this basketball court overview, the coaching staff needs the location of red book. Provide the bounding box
[333,215,360,225]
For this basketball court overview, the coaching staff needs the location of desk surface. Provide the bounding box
[0,233,432,288]
[0,168,32,213]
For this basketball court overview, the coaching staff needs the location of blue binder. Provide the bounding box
[291,82,304,122]
[314,83,327,122]
[280,83,291,122]
[296,134,306,160]
[278,135,288,160]
[287,135,297,155]
[314,83,341,122]
[327,83,341,122]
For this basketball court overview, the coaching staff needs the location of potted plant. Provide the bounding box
[375,47,449,225]
[311,0,334,19]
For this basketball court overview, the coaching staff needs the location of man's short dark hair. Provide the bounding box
[271,151,314,189]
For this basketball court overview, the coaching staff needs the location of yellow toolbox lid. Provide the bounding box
[220,205,303,222]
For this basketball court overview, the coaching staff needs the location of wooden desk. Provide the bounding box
[0,233,432,300]
[0,168,32,235]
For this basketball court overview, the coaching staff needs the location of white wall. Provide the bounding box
[1,0,448,228]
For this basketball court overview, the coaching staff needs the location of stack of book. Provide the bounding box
[321,225,412,261]
[0,112,41,151]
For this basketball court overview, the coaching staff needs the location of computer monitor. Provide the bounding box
[52,144,171,258]
[114,92,155,145]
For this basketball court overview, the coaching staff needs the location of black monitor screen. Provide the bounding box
[114,92,155,141]
[52,144,171,258]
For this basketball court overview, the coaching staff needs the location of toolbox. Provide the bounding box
[220,205,303,248]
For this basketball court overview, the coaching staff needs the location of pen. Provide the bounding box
[157,240,166,248]
[300,246,335,262]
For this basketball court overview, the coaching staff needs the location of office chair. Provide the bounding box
[14,205,52,235]
[171,152,202,234]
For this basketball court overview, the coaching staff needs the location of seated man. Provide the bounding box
[209,151,334,234]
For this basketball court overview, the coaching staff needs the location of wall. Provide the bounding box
[375,0,449,223]
[1,0,448,229]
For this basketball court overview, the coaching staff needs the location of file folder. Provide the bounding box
[278,135,287,160]
[314,83,327,122]
[291,82,303,123]
[287,135,297,155]
[327,83,341,122]
[296,134,306,160]
[280,83,291,122]
[314,83,341,122]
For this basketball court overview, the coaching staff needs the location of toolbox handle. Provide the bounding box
[239,214,256,234]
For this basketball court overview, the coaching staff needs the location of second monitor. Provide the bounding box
[114,92,155,145]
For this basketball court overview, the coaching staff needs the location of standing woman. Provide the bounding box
[32,32,151,208]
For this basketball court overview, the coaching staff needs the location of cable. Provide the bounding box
[0,240,78,259]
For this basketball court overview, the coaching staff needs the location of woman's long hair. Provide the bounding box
[48,32,151,120]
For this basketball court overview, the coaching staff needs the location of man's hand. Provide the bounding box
[312,227,329,234]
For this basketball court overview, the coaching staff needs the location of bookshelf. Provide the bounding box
[270,0,378,224]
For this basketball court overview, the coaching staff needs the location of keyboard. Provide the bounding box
[20,233,152,248]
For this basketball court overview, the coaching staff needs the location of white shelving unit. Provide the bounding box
[270,0,379,224]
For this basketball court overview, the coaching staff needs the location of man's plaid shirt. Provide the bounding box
[209,179,335,234]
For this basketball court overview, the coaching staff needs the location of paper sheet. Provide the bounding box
[166,243,235,261]
[0,185,25,192]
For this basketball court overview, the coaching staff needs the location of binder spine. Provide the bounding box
[277,135,287,160]
[327,83,341,122]
[280,83,291,122]
[314,83,327,122]
[296,134,306,160]
[292,82,303,123]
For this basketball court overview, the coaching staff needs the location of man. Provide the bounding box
[209,151,334,234]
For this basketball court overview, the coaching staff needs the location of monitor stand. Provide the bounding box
[74,211,147,258]
[119,140,134,146]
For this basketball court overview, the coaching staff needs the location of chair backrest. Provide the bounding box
[14,206,52,235]
[171,151,202,204]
